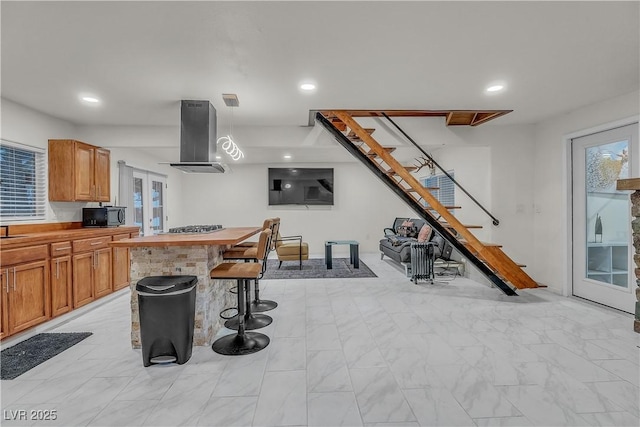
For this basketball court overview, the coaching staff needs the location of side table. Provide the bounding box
[324,240,359,269]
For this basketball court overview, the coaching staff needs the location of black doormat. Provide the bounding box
[263,258,377,280]
[1,332,92,380]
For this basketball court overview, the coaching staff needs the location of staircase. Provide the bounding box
[316,110,540,296]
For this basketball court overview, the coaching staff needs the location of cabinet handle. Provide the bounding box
[90,241,103,246]
[55,247,71,251]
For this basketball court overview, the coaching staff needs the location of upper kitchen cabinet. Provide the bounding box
[48,139,110,202]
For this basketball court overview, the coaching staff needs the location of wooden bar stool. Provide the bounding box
[210,229,272,355]
[222,218,280,313]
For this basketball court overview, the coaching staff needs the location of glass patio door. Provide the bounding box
[133,171,167,236]
[571,123,637,313]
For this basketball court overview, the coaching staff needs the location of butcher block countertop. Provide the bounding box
[109,226,262,248]
[0,225,140,250]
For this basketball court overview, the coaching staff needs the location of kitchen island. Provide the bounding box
[110,226,262,347]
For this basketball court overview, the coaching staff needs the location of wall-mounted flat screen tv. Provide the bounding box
[268,168,334,206]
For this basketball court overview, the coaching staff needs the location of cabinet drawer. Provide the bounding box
[51,241,72,256]
[0,245,48,267]
[73,236,111,253]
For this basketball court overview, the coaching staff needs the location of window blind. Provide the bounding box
[0,140,47,221]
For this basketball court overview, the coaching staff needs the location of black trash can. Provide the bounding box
[136,275,198,367]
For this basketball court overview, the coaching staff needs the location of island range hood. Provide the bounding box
[170,100,226,173]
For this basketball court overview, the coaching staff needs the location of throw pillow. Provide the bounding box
[397,220,414,237]
[417,224,432,243]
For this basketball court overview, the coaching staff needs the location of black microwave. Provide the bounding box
[82,207,126,227]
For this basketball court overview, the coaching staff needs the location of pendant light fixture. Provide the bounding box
[217,93,244,161]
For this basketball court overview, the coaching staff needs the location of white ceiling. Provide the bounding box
[2,1,638,136]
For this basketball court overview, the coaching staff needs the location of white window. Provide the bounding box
[421,171,455,211]
[0,140,47,221]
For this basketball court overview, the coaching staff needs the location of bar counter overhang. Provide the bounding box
[111,227,262,347]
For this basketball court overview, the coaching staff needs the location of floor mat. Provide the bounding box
[1,332,92,380]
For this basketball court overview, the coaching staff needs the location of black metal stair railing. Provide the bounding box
[381,112,500,226]
[315,112,517,296]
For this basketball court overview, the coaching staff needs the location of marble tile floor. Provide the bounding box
[1,253,639,427]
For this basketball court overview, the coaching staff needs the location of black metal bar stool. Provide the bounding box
[210,229,272,355]
[222,218,279,313]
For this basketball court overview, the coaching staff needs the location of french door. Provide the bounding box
[571,123,637,313]
[133,171,167,236]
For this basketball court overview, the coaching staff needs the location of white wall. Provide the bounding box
[532,90,639,294]
[1,98,85,222]
[178,162,411,256]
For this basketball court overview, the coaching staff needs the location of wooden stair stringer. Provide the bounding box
[329,110,538,291]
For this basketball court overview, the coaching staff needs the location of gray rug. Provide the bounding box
[263,258,376,279]
[1,332,92,379]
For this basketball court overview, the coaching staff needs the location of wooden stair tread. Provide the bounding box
[346,129,375,140]
[385,166,417,175]
[427,205,462,210]
[406,187,439,192]
[367,147,396,157]
[439,222,483,229]
[458,239,503,247]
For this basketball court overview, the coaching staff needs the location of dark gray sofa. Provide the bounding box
[379,217,452,265]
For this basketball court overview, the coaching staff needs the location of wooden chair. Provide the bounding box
[210,229,272,355]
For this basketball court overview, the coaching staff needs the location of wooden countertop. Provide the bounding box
[0,226,140,250]
[617,178,640,191]
[109,226,262,248]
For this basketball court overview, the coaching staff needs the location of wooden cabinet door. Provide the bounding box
[51,256,73,317]
[8,260,50,335]
[0,269,9,339]
[74,142,95,201]
[112,234,130,291]
[95,148,110,202]
[48,140,75,201]
[73,252,94,308]
[93,248,113,298]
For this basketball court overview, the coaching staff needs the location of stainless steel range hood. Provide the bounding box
[169,100,227,173]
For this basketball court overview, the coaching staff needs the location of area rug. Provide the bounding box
[1,332,92,380]
[263,258,376,279]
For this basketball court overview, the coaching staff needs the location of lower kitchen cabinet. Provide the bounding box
[72,248,112,308]
[0,270,8,340]
[94,248,113,298]
[0,225,139,339]
[6,260,51,335]
[112,234,131,291]
[50,255,73,317]
[72,252,95,308]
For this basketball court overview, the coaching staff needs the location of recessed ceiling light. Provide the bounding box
[81,96,100,103]
[300,83,316,91]
[215,155,222,160]
[283,154,292,159]
[485,84,505,93]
